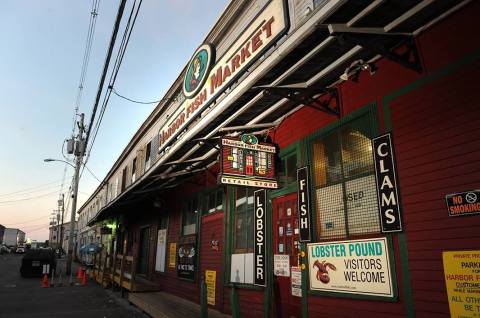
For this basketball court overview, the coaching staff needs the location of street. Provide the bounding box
[0,254,145,318]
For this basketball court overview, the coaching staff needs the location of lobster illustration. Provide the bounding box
[313,260,337,284]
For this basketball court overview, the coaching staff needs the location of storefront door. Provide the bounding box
[272,193,301,318]
[137,226,150,275]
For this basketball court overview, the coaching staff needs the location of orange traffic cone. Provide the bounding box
[77,267,83,281]
[42,273,49,288]
[80,269,87,286]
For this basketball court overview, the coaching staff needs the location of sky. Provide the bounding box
[0,0,230,241]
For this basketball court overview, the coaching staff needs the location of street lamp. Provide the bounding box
[44,158,75,168]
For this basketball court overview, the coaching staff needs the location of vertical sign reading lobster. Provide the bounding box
[254,189,267,287]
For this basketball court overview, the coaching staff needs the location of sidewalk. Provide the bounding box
[129,291,231,318]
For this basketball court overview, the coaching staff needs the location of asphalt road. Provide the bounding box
[0,253,146,318]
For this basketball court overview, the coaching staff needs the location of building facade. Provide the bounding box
[0,224,5,245]
[80,1,480,317]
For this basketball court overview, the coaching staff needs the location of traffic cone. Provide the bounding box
[42,273,49,288]
[80,269,87,286]
[77,267,83,281]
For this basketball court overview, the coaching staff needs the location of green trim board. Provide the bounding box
[380,48,480,318]
[302,102,401,302]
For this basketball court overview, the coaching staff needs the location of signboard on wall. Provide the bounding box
[158,0,289,152]
[297,166,312,242]
[445,190,480,217]
[443,250,480,317]
[220,137,278,189]
[291,266,302,297]
[274,254,290,277]
[307,237,394,298]
[254,189,267,286]
[177,236,196,280]
[372,133,403,233]
[155,229,167,272]
[169,243,176,268]
[205,270,217,306]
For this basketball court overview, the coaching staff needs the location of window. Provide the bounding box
[233,187,254,253]
[202,189,223,214]
[132,157,137,183]
[312,114,380,239]
[182,198,198,235]
[145,142,152,170]
[121,166,127,191]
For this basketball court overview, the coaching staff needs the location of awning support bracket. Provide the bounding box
[328,24,422,73]
[261,86,340,118]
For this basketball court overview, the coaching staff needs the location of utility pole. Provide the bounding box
[58,194,65,254]
[66,113,85,275]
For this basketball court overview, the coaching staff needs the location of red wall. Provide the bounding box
[271,2,480,317]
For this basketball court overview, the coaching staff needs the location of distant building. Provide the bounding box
[0,224,5,244]
[49,221,77,255]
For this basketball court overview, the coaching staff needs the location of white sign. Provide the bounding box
[291,266,302,297]
[307,237,394,298]
[274,254,290,277]
[158,0,288,152]
[155,229,167,272]
[220,176,278,189]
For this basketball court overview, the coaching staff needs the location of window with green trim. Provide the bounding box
[202,189,224,214]
[233,187,254,253]
[182,198,198,235]
[311,114,380,239]
[282,151,298,185]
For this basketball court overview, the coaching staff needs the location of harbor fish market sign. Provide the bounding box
[308,237,395,298]
[159,0,289,151]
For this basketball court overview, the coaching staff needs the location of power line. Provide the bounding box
[82,0,143,181]
[112,87,167,104]
[0,177,72,198]
[0,190,61,206]
[3,215,51,226]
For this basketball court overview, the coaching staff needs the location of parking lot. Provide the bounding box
[0,253,145,318]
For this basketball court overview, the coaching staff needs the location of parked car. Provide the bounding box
[0,244,11,254]
[15,244,26,253]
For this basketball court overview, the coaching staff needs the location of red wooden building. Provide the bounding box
[80,0,480,317]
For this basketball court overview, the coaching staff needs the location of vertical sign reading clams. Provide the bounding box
[372,133,403,232]
[297,166,311,242]
[254,189,266,287]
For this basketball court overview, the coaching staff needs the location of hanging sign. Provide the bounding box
[169,243,177,268]
[443,250,480,317]
[254,189,267,286]
[220,137,278,189]
[291,266,302,297]
[297,166,312,241]
[307,237,394,298]
[372,133,403,233]
[177,236,196,280]
[158,0,289,152]
[155,229,167,272]
[445,190,480,217]
[205,270,217,306]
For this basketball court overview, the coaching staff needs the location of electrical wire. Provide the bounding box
[82,0,143,182]
[3,214,51,226]
[0,190,62,206]
[112,87,168,104]
[0,177,72,198]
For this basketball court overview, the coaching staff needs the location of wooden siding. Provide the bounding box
[388,60,480,317]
